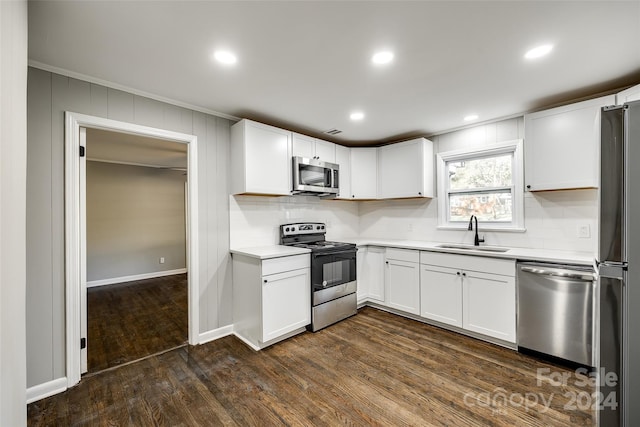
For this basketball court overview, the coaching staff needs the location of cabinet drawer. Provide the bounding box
[420,251,514,277]
[262,254,310,276]
[386,247,419,263]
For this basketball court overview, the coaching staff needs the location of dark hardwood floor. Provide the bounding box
[87,273,188,372]
[28,307,595,426]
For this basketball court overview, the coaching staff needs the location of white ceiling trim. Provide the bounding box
[28,60,240,122]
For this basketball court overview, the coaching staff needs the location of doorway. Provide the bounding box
[84,128,189,373]
[65,112,200,388]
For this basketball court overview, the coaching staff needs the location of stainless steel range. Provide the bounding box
[280,223,357,331]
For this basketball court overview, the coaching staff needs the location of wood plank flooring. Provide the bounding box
[28,307,595,426]
[87,274,188,372]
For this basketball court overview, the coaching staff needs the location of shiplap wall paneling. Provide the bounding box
[26,67,233,392]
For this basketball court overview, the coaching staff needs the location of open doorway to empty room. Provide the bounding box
[85,128,188,373]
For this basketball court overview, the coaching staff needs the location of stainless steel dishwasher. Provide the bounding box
[517,262,596,367]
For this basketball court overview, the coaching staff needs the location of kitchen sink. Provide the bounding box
[436,244,510,253]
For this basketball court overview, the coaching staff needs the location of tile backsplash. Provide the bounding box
[358,189,597,253]
[230,189,597,253]
[230,195,360,249]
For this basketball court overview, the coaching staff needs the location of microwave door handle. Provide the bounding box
[333,169,339,189]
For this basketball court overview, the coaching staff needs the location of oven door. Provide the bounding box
[293,157,339,194]
[311,249,357,305]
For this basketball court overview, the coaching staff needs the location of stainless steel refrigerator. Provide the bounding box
[599,99,640,427]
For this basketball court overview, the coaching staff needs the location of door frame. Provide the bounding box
[64,111,200,387]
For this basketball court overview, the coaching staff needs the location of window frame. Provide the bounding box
[436,139,525,231]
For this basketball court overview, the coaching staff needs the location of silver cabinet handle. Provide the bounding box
[520,266,594,282]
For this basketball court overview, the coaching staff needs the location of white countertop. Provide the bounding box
[231,239,594,266]
[341,238,595,266]
[230,245,311,260]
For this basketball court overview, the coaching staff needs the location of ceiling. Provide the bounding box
[86,128,187,169]
[28,1,640,145]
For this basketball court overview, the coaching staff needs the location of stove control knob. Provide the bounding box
[317,225,321,230]
[321,225,325,230]
[285,227,290,232]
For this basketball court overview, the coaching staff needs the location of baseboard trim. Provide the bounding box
[198,324,234,345]
[27,377,68,404]
[87,268,187,288]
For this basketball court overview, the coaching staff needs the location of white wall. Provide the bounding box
[86,161,187,282]
[0,0,28,424]
[359,117,598,252]
[230,195,359,248]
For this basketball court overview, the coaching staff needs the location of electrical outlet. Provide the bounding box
[577,224,591,239]
[159,257,165,264]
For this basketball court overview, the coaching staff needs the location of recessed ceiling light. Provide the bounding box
[372,51,394,65]
[213,50,237,65]
[464,114,479,122]
[350,111,365,121]
[524,44,553,60]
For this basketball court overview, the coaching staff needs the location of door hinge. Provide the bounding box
[80,337,86,349]
[79,146,85,157]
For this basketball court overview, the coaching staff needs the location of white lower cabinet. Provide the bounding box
[385,249,420,315]
[262,268,311,342]
[420,264,462,327]
[233,253,310,349]
[420,251,516,344]
[462,270,516,343]
[357,246,385,303]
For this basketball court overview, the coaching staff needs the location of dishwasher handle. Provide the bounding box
[520,266,594,282]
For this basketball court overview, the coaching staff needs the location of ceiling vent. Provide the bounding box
[324,128,342,135]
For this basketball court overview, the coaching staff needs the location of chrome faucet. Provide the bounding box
[468,215,485,246]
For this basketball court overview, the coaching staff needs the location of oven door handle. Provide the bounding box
[312,249,357,259]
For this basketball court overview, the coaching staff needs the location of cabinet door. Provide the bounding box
[335,145,351,200]
[462,271,515,343]
[524,95,615,191]
[385,259,420,315]
[315,139,336,163]
[292,133,315,159]
[420,265,462,327]
[361,246,385,302]
[244,121,292,195]
[356,247,368,303]
[350,148,378,199]
[378,138,433,199]
[262,268,311,342]
[617,84,640,104]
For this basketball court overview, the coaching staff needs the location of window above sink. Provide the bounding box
[436,140,525,232]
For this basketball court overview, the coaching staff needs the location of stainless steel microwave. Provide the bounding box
[292,156,339,197]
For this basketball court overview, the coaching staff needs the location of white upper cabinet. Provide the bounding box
[291,133,315,159]
[378,137,434,199]
[292,133,336,163]
[314,139,336,163]
[524,95,615,191]
[231,119,292,196]
[335,144,351,200]
[617,84,640,104]
[350,148,378,199]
